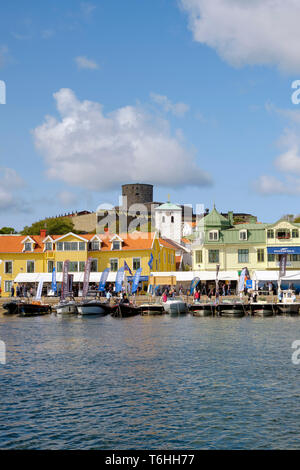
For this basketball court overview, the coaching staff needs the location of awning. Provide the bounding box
[14,273,62,283]
[267,246,300,254]
[253,271,279,281]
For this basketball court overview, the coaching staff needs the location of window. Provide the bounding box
[27,261,35,273]
[112,241,121,250]
[267,229,274,239]
[209,231,218,241]
[110,259,118,272]
[162,216,165,223]
[292,229,299,238]
[48,261,54,273]
[195,250,203,264]
[57,242,63,251]
[208,249,219,263]
[91,260,98,272]
[268,253,275,262]
[133,258,141,270]
[69,262,78,272]
[78,261,84,271]
[238,249,249,263]
[24,242,32,251]
[171,216,174,223]
[45,242,52,251]
[239,230,247,241]
[4,261,12,274]
[57,262,63,272]
[277,230,290,239]
[291,254,300,262]
[90,241,100,251]
[4,280,12,293]
[257,248,264,263]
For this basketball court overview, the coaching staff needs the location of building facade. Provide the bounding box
[0,231,176,297]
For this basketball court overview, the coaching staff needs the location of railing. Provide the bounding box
[277,235,290,239]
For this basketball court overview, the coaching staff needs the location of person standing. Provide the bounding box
[11,284,15,297]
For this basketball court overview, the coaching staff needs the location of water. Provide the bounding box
[1,313,300,449]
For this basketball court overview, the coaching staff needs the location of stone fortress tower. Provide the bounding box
[121,183,154,208]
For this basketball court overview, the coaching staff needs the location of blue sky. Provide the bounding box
[1,0,300,230]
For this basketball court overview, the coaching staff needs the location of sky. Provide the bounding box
[1,0,300,230]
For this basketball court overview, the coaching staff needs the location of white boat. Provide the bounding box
[163,297,187,315]
[77,300,110,316]
[55,300,78,315]
[276,290,300,315]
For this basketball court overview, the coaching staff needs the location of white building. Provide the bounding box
[155,202,182,244]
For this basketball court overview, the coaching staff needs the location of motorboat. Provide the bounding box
[249,300,275,317]
[77,300,111,316]
[162,297,188,315]
[276,290,300,316]
[216,300,246,318]
[18,301,51,317]
[139,303,165,315]
[2,300,25,315]
[54,299,78,315]
[111,302,141,318]
[189,301,215,317]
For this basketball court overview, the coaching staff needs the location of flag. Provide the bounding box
[61,260,70,300]
[67,274,74,295]
[115,266,125,293]
[190,277,200,295]
[238,267,249,292]
[82,257,92,298]
[132,268,142,294]
[98,268,110,292]
[279,254,287,278]
[216,264,220,295]
[124,261,133,276]
[51,267,57,293]
[148,253,154,270]
[35,279,44,300]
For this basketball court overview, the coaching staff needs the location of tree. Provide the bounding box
[0,226,17,234]
[21,217,75,235]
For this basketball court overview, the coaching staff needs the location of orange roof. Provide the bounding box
[159,238,178,250]
[0,231,157,253]
[181,237,192,244]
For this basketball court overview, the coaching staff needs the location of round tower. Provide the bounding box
[121,183,153,208]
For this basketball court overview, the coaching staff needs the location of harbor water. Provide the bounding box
[1,313,300,449]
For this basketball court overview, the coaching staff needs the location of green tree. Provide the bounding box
[21,217,75,235]
[0,226,17,234]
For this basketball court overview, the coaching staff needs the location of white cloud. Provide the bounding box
[253,175,293,195]
[150,93,190,117]
[57,190,79,206]
[180,0,300,73]
[75,56,99,70]
[33,88,212,191]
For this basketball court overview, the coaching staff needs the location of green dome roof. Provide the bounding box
[156,202,181,211]
[203,206,231,228]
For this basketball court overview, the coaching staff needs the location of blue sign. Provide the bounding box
[115,267,125,293]
[246,280,252,289]
[126,275,149,282]
[190,277,200,295]
[132,268,142,294]
[98,268,110,292]
[267,246,300,255]
[51,267,57,293]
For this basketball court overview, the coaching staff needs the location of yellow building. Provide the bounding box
[0,230,176,297]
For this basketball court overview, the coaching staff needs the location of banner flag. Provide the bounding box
[98,268,110,292]
[132,268,142,294]
[35,279,44,300]
[124,261,133,276]
[148,253,154,270]
[190,277,200,295]
[67,274,74,295]
[51,267,57,293]
[238,267,246,292]
[279,254,287,278]
[216,264,220,294]
[115,266,125,293]
[61,260,70,300]
[82,257,92,298]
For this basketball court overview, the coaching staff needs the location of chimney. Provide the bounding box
[40,229,47,239]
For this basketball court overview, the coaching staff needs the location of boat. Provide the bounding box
[216,300,246,317]
[139,303,165,315]
[54,299,78,315]
[276,290,300,316]
[249,301,275,317]
[111,303,141,318]
[189,302,215,317]
[77,300,111,316]
[18,301,51,317]
[162,297,188,315]
[2,300,25,315]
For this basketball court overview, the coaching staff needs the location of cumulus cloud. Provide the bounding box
[0,167,27,212]
[57,190,79,206]
[33,88,212,191]
[150,93,190,117]
[75,56,99,70]
[180,0,300,73]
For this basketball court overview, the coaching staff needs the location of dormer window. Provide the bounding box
[112,240,121,250]
[45,242,53,251]
[90,241,100,251]
[209,230,219,241]
[24,242,33,252]
[239,230,247,241]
